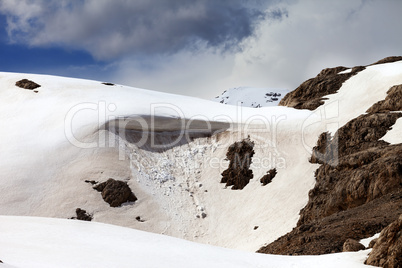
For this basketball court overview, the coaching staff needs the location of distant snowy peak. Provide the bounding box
[213,87,288,108]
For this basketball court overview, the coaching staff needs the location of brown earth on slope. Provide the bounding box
[221,137,255,190]
[365,214,402,268]
[259,77,402,254]
[278,66,365,110]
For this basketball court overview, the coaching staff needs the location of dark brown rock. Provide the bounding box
[371,56,402,65]
[136,216,145,222]
[260,168,277,186]
[94,179,137,207]
[102,82,115,86]
[74,208,92,221]
[221,137,255,190]
[85,180,98,185]
[301,112,402,226]
[366,215,402,268]
[257,191,402,255]
[369,238,379,249]
[342,238,365,252]
[15,79,41,90]
[279,66,364,110]
[367,84,402,113]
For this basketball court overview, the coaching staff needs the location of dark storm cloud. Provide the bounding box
[0,0,278,60]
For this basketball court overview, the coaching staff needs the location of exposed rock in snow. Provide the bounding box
[369,238,379,249]
[213,87,288,108]
[342,239,365,252]
[300,106,402,227]
[279,65,365,110]
[71,208,92,221]
[365,214,402,267]
[220,137,255,190]
[258,191,402,255]
[260,57,402,256]
[367,84,402,113]
[260,168,277,186]
[371,56,402,65]
[93,179,137,207]
[15,79,41,90]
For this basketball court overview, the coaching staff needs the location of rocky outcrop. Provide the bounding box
[366,215,402,268]
[260,168,277,186]
[342,239,365,252]
[300,113,402,225]
[279,56,402,111]
[15,79,41,90]
[258,191,402,255]
[371,56,402,65]
[259,60,402,255]
[72,208,93,221]
[221,137,255,190]
[369,238,379,249]
[279,66,364,110]
[94,179,137,207]
[298,83,402,225]
[367,84,402,113]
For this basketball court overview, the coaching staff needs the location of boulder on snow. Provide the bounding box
[15,79,41,90]
[220,137,255,190]
[260,168,277,186]
[102,82,115,86]
[73,208,93,221]
[365,215,402,268]
[94,178,137,207]
[342,239,365,252]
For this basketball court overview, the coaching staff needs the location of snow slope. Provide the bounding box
[213,87,288,107]
[0,216,371,268]
[0,71,319,252]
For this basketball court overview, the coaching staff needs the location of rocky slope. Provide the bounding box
[366,214,402,267]
[259,57,402,260]
[279,56,402,110]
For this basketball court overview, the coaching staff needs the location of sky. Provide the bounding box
[0,0,401,99]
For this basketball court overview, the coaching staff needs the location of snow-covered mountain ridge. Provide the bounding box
[213,86,288,108]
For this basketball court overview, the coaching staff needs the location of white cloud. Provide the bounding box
[218,0,402,93]
[108,0,402,99]
[0,0,270,59]
[1,0,401,99]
